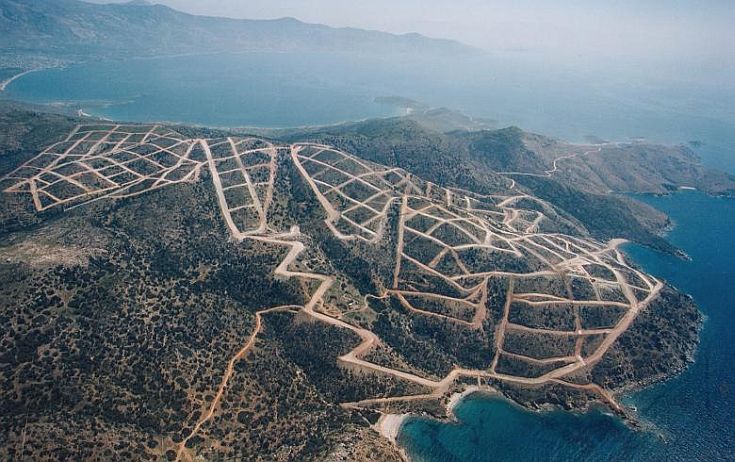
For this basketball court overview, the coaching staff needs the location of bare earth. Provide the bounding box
[1,125,669,457]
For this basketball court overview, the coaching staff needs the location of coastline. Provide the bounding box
[375,414,411,461]
[378,372,689,459]
[376,413,409,444]
[0,68,43,92]
[375,385,498,461]
[446,385,486,419]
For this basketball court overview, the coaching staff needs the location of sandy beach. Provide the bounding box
[376,413,409,444]
[0,68,40,92]
[375,386,497,443]
[446,386,484,418]
[376,413,412,461]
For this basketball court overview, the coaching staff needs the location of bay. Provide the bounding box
[399,190,735,461]
[3,51,735,173]
[3,49,734,461]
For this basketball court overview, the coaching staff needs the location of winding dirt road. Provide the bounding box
[0,127,665,455]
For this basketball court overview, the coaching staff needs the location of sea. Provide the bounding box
[2,50,734,461]
[3,51,735,173]
[399,191,735,461]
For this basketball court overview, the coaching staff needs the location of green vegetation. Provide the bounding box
[280,117,694,255]
[0,103,704,460]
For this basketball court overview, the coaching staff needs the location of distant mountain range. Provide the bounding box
[0,0,476,63]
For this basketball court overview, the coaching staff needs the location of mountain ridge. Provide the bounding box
[0,0,477,66]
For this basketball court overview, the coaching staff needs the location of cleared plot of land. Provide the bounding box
[291,144,412,242]
[287,142,661,416]
[1,128,665,457]
[1,124,203,210]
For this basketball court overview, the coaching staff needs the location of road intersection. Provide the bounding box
[1,125,664,457]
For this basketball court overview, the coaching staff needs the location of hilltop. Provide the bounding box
[272,116,735,256]
[0,106,702,460]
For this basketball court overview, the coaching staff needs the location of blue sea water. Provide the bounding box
[3,50,735,461]
[399,191,735,461]
[4,52,735,173]
[2,53,400,127]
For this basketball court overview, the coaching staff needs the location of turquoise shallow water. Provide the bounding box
[400,396,656,462]
[399,191,735,461]
[3,51,735,460]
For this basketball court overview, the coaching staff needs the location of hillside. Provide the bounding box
[318,110,735,199]
[0,0,475,67]
[0,106,702,460]
[520,131,735,197]
[277,118,686,254]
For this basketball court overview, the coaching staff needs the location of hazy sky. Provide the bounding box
[94,0,734,62]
